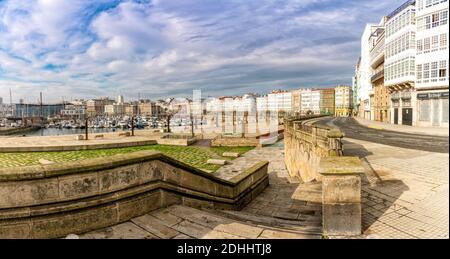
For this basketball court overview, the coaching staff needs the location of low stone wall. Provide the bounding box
[211,136,260,147]
[211,130,284,147]
[157,134,197,146]
[0,140,158,153]
[0,126,40,136]
[0,151,268,238]
[284,115,343,182]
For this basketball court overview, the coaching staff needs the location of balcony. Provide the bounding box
[371,69,384,83]
[391,92,400,100]
[401,91,411,100]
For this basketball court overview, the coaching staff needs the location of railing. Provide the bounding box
[371,69,385,82]
[370,36,385,63]
[391,92,400,100]
[401,91,411,99]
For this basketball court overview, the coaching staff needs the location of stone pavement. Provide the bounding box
[354,117,449,137]
[80,141,324,239]
[79,205,322,239]
[343,138,449,239]
[77,138,448,239]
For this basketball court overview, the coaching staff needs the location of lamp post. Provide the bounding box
[131,115,135,136]
[85,116,88,140]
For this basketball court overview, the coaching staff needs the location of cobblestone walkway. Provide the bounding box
[344,138,449,239]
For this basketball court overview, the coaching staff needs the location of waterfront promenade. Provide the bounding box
[0,130,162,152]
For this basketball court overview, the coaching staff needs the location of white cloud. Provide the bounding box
[0,0,402,102]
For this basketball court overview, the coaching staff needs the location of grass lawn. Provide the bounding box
[0,145,254,172]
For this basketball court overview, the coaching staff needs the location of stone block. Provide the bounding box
[182,197,214,210]
[31,204,118,238]
[58,173,99,200]
[75,135,85,140]
[222,152,240,158]
[319,157,365,176]
[38,159,55,165]
[160,190,182,207]
[131,214,179,239]
[99,165,141,193]
[0,179,59,208]
[322,203,361,236]
[180,172,216,196]
[206,159,227,165]
[119,132,131,137]
[94,134,104,139]
[0,222,31,239]
[322,175,361,204]
[139,161,163,183]
[117,191,161,222]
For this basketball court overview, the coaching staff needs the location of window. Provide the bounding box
[443,99,449,123]
[441,33,448,49]
[419,100,430,121]
[432,13,440,27]
[425,16,431,29]
[417,64,423,79]
[432,35,439,50]
[417,39,423,53]
[424,63,430,79]
[431,62,438,80]
[424,38,430,51]
[441,10,448,25]
[440,60,447,78]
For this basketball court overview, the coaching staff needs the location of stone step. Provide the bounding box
[207,159,227,165]
[206,209,322,234]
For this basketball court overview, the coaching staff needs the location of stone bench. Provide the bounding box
[118,132,131,137]
[94,134,104,139]
[207,159,227,165]
[319,156,365,236]
[75,135,85,141]
[222,152,240,158]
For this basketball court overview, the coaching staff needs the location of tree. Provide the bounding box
[163,106,181,133]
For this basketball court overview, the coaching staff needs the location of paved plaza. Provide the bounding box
[81,144,324,239]
[344,138,449,239]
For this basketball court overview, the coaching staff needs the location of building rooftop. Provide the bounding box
[387,0,415,19]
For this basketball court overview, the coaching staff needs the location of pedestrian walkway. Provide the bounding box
[354,117,449,137]
[0,130,161,151]
[78,137,448,239]
[80,142,324,239]
[344,138,449,239]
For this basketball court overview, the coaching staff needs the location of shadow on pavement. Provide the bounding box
[342,139,410,233]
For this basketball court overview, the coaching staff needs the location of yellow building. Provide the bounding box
[335,85,353,116]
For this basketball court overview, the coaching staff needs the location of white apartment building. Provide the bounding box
[267,90,292,113]
[256,96,268,113]
[358,23,379,119]
[415,0,449,127]
[300,89,321,115]
[384,0,417,126]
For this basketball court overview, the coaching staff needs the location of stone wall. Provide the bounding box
[284,115,343,182]
[0,151,268,238]
[0,140,158,153]
[211,136,260,147]
[0,126,40,136]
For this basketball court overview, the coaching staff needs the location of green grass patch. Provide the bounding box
[0,145,255,172]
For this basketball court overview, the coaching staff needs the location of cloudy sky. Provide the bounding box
[0,0,401,103]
